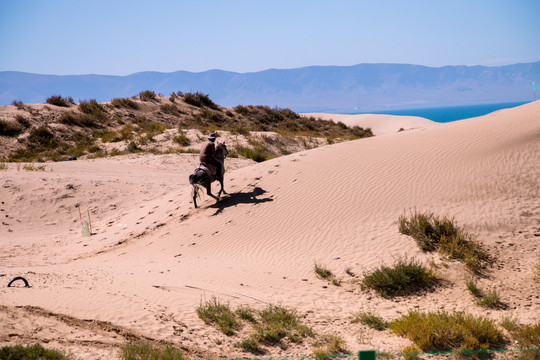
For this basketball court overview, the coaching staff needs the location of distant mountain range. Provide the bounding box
[1,61,539,112]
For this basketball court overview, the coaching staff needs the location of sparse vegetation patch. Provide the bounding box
[121,341,186,360]
[196,297,241,335]
[196,298,314,354]
[139,90,156,101]
[361,257,437,298]
[399,211,488,272]
[0,119,23,137]
[184,91,219,109]
[351,311,389,331]
[46,95,73,107]
[111,97,139,109]
[314,263,333,279]
[0,343,72,360]
[466,279,503,309]
[391,310,506,354]
[312,334,350,357]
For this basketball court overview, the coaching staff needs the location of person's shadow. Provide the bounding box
[210,187,273,216]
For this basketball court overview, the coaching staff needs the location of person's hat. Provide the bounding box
[208,133,217,140]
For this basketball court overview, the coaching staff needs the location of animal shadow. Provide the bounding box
[210,187,273,216]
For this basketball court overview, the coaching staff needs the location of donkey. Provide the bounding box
[188,141,228,208]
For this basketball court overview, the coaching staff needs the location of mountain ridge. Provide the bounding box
[1,61,539,112]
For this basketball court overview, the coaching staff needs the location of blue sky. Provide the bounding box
[1,0,539,75]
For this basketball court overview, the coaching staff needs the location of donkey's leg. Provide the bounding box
[206,183,219,201]
[216,178,225,199]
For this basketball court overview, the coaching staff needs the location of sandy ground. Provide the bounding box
[1,103,539,359]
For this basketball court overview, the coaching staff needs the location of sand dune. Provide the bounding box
[302,113,438,135]
[1,102,539,358]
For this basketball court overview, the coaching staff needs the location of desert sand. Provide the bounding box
[1,103,539,359]
[302,113,438,136]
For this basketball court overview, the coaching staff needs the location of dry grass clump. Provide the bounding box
[231,145,269,162]
[183,91,219,109]
[79,99,105,115]
[59,111,104,128]
[250,305,313,351]
[111,97,139,109]
[500,319,540,360]
[0,119,24,137]
[196,297,241,336]
[173,133,190,146]
[466,279,503,309]
[160,103,181,116]
[535,257,540,283]
[401,344,421,360]
[46,95,74,107]
[15,114,31,128]
[196,298,313,354]
[314,263,333,279]
[121,341,186,360]
[139,90,156,101]
[398,211,488,273]
[351,311,389,331]
[391,310,506,354]
[0,343,72,359]
[361,257,437,298]
[312,334,350,357]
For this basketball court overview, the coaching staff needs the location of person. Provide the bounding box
[199,133,221,177]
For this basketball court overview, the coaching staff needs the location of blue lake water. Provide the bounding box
[349,101,530,123]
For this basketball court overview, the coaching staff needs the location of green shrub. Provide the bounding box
[139,90,156,101]
[314,263,333,279]
[12,99,25,109]
[173,134,190,146]
[399,211,488,273]
[59,112,102,128]
[160,103,180,116]
[238,338,263,354]
[478,288,502,309]
[196,297,241,335]
[111,97,139,109]
[121,341,185,360]
[235,305,257,323]
[251,305,313,348]
[0,343,72,359]
[351,311,389,330]
[16,114,31,128]
[46,95,72,107]
[183,91,218,109]
[466,278,484,298]
[391,310,506,353]
[27,125,59,150]
[234,145,268,162]
[79,99,105,115]
[0,119,23,136]
[361,257,437,298]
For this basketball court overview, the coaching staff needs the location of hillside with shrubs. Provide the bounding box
[0,91,372,162]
